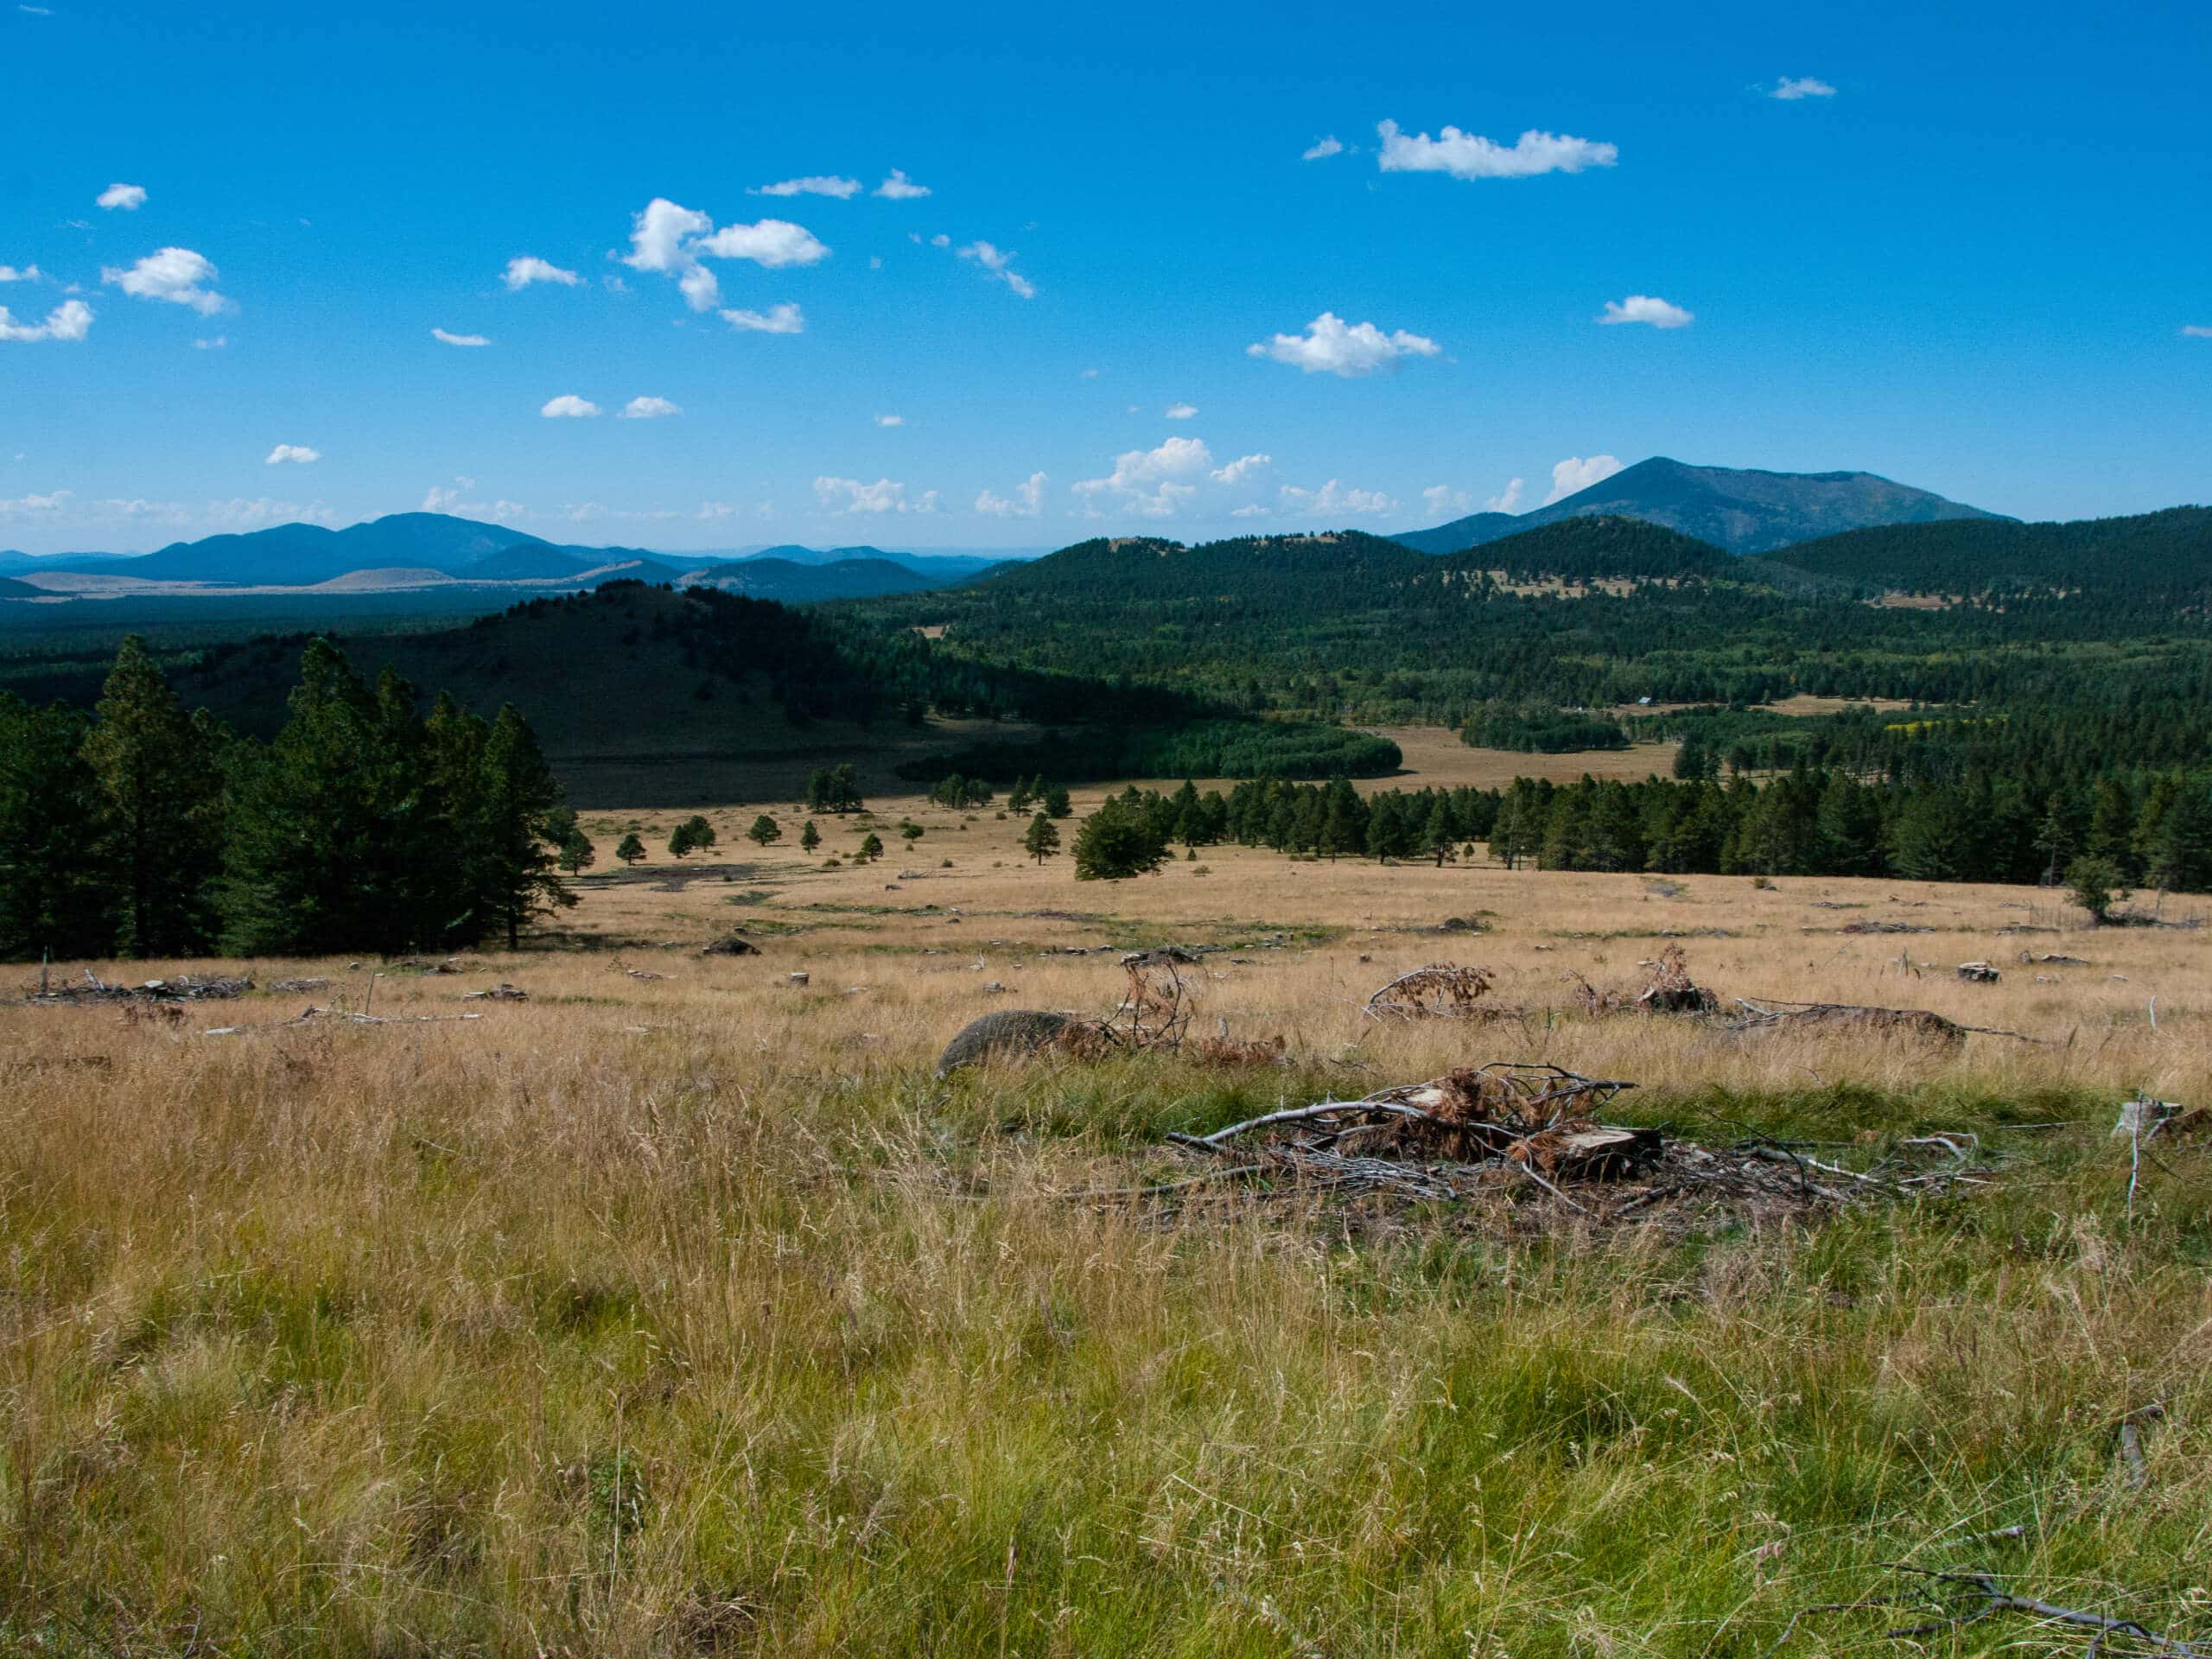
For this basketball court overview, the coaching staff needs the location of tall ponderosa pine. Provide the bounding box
[0,696,114,962]
[79,637,226,957]
[479,706,574,948]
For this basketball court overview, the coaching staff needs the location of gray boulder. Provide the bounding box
[936,1009,1074,1076]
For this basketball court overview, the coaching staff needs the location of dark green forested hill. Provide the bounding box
[1770,506,2212,597]
[853,511,2212,725]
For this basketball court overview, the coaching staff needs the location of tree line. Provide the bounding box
[1063,766,2212,895]
[0,636,575,962]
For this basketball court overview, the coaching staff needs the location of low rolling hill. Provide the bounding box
[1764,505,2212,596]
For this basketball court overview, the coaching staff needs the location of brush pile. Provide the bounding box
[1363,963,1506,1020]
[24,970,253,1007]
[1116,1058,1993,1230]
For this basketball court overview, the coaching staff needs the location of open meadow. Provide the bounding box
[4,787,2210,1656]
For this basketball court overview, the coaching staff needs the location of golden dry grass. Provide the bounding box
[5,796,2210,1655]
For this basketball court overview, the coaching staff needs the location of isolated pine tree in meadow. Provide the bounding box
[799,819,821,854]
[858,830,885,861]
[550,807,596,875]
[1071,795,1166,880]
[1042,783,1073,820]
[1024,811,1060,865]
[79,635,226,957]
[668,816,715,858]
[616,832,647,865]
[746,814,781,848]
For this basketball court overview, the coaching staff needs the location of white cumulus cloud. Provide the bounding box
[0,264,41,283]
[815,475,937,514]
[0,490,73,516]
[619,396,680,419]
[1486,477,1525,512]
[1209,453,1270,486]
[1376,119,1617,181]
[540,394,601,418]
[1247,311,1440,377]
[1074,435,1212,518]
[1164,402,1198,420]
[874,169,931,199]
[620,199,829,312]
[754,175,861,199]
[0,298,92,342]
[694,218,830,268]
[1422,485,1473,518]
[976,472,1047,518]
[720,302,804,334]
[97,182,147,211]
[101,247,229,315]
[503,256,582,290]
[264,444,320,465]
[1301,136,1345,161]
[1543,454,1624,505]
[1279,479,1398,518]
[1770,76,1837,100]
[1599,294,1694,328]
[432,327,490,346]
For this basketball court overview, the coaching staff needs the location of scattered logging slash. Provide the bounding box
[1363,963,1503,1020]
[1764,1561,2206,1659]
[1072,1058,1999,1226]
[203,1005,484,1036]
[27,970,252,1007]
[1728,996,2041,1045]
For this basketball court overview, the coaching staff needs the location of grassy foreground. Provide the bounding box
[3,802,2209,1655]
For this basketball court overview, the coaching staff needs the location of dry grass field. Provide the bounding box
[5,789,2210,1656]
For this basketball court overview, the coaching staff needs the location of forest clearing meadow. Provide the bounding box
[3,778,2209,1656]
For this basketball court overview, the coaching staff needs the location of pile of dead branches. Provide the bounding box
[1726,996,2038,1046]
[1635,942,1718,1014]
[24,969,253,1007]
[1766,1562,2207,1659]
[1363,963,1504,1021]
[1069,1058,1999,1230]
[940,949,1287,1073]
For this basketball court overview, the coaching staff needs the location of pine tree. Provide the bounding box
[669,816,715,857]
[746,814,782,848]
[224,640,423,956]
[799,819,822,854]
[79,636,226,957]
[480,705,572,949]
[858,830,884,861]
[616,832,647,865]
[1071,795,1167,880]
[1042,783,1072,820]
[1024,812,1060,865]
[0,696,114,961]
[1423,797,1457,866]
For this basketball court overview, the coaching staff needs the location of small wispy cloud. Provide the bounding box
[503,256,582,290]
[976,471,1046,518]
[619,396,680,419]
[540,394,601,418]
[0,264,43,283]
[720,302,804,334]
[1164,402,1198,420]
[1769,76,1838,100]
[1248,311,1439,377]
[1485,478,1524,512]
[1209,454,1270,486]
[1301,136,1345,162]
[96,181,147,211]
[1376,119,1616,181]
[874,414,905,427]
[753,175,861,199]
[2183,325,2212,339]
[957,240,1036,298]
[101,247,229,315]
[815,475,938,514]
[1598,294,1694,328]
[1278,479,1397,518]
[264,444,320,465]
[874,169,931,200]
[432,327,490,346]
[1610,294,1689,329]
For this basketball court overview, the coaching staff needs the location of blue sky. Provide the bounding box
[3,0,2208,556]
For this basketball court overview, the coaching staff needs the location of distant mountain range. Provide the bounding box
[0,513,1018,606]
[1394,458,2007,557]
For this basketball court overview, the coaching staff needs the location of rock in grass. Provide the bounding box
[936,1009,1072,1076]
[702,934,760,957]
